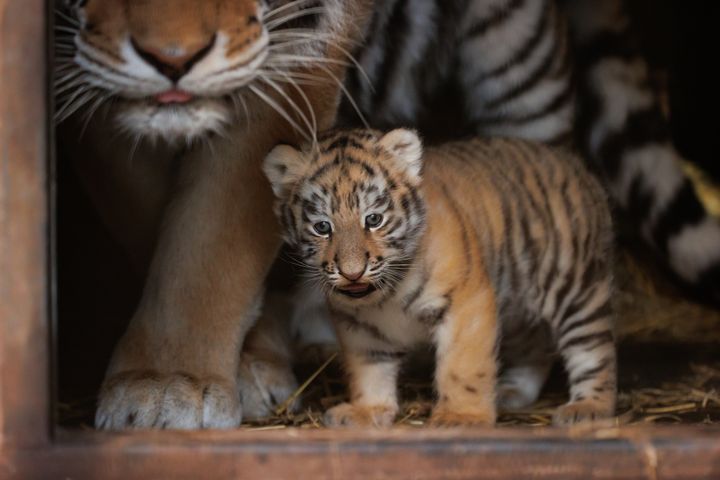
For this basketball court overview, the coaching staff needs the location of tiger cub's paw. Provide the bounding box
[323,402,397,428]
[552,399,614,426]
[429,407,496,427]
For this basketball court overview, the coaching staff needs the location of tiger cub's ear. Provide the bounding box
[263,145,308,198]
[378,129,424,180]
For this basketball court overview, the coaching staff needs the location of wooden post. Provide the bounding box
[0,0,50,448]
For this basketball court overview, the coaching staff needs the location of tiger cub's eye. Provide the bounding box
[365,213,383,229]
[313,221,332,236]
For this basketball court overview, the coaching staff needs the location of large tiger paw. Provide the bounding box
[95,371,241,430]
[552,399,614,426]
[237,353,299,420]
[323,403,397,428]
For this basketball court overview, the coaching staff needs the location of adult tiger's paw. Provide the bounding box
[323,403,397,428]
[237,354,299,420]
[95,371,241,430]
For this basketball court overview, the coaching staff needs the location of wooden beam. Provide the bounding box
[4,426,720,479]
[0,0,50,448]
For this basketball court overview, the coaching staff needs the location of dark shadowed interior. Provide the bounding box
[55,0,720,429]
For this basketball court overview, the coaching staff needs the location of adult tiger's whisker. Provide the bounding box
[314,62,369,129]
[265,6,326,31]
[259,75,317,146]
[263,0,319,22]
[269,67,318,146]
[248,84,312,143]
[267,30,373,92]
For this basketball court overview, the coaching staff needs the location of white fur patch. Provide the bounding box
[587,58,653,156]
[614,144,685,215]
[668,217,720,282]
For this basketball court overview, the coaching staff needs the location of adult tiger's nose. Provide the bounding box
[131,34,217,82]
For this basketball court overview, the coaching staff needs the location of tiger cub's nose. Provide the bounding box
[132,34,217,82]
[339,266,366,282]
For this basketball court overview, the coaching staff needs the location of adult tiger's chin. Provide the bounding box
[114,97,234,144]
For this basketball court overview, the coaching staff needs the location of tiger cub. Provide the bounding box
[263,129,616,426]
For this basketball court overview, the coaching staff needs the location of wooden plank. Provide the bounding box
[0,0,50,448]
[3,426,720,479]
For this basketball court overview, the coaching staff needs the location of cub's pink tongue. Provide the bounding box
[155,90,193,104]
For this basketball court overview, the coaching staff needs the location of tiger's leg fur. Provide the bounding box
[552,278,617,425]
[237,292,299,420]
[497,318,555,410]
[430,287,498,426]
[96,132,284,430]
[323,351,401,428]
[497,363,552,411]
[458,0,574,144]
[566,0,720,303]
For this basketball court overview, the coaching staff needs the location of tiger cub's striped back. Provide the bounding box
[264,129,616,426]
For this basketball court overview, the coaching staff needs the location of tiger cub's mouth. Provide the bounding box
[337,283,378,299]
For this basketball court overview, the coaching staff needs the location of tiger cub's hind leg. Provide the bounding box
[552,280,617,425]
[497,362,553,412]
[497,321,554,411]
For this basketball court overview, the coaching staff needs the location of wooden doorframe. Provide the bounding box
[1,1,720,478]
[0,0,52,450]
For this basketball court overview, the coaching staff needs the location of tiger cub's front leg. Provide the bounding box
[323,352,401,428]
[430,288,498,427]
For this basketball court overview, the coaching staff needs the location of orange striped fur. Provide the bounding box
[264,128,617,426]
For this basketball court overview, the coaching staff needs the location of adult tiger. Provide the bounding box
[339,0,720,303]
[56,0,374,429]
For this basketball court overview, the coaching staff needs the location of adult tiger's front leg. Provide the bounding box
[96,134,283,430]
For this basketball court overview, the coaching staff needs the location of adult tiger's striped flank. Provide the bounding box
[340,0,720,303]
[264,129,617,426]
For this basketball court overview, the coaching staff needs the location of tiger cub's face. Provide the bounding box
[56,0,340,142]
[264,129,427,306]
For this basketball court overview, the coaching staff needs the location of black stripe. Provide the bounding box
[371,0,410,110]
[383,217,403,237]
[570,358,612,385]
[403,280,426,313]
[308,158,340,183]
[464,0,526,39]
[596,108,670,179]
[478,80,574,127]
[483,21,559,110]
[326,136,367,152]
[625,175,654,229]
[376,162,399,191]
[559,330,614,351]
[474,0,550,82]
[559,301,612,339]
[336,313,392,344]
